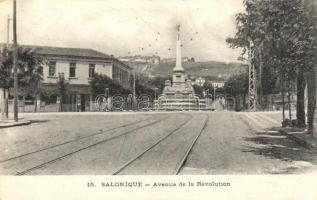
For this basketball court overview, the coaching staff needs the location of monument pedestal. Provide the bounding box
[155,25,207,110]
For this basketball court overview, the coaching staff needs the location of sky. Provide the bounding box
[0,0,245,62]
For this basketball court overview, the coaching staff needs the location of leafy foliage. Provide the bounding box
[192,84,205,97]
[0,46,43,97]
[227,0,317,94]
[135,74,171,96]
[56,73,69,104]
[224,72,249,98]
[227,0,317,122]
[89,73,131,98]
[0,48,11,89]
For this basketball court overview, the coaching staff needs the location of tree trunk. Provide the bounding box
[306,71,316,133]
[0,88,6,121]
[5,89,8,119]
[22,96,25,113]
[234,96,238,111]
[0,88,9,120]
[34,95,38,112]
[243,94,246,110]
[287,89,292,121]
[264,94,270,111]
[281,78,285,122]
[296,70,306,127]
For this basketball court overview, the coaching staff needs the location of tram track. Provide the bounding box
[2,113,209,175]
[113,114,209,175]
[0,115,170,175]
[174,114,209,174]
[0,117,153,164]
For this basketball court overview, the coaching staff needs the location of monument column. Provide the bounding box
[175,25,183,71]
[173,25,185,85]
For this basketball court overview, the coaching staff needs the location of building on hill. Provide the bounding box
[191,75,225,88]
[118,55,160,65]
[205,76,226,88]
[161,56,195,63]
[210,81,225,88]
[118,55,161,77]
[194,77,206,86]
[2,44,132,112]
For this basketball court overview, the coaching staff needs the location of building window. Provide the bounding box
[89,64,95,78]
[69,63,76,78]
[48,61,56,77]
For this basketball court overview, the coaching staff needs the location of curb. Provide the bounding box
[0,120,31,128]
[279,129,317,148]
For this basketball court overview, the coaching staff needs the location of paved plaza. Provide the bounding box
[0,111,316,175]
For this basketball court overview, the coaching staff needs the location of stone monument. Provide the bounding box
[157,25,205,110]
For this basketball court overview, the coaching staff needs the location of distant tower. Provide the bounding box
[172,24,186,87]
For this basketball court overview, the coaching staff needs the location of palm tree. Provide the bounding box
[0,46,43,118]
[16,47,43,112]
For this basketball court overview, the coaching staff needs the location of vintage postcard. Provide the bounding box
[0,0,316,199]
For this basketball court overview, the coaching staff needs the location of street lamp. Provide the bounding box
[133,69,136,110]
[205,89,209,109]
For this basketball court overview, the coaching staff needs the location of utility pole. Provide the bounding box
[133,70,136,110]
[5,15,11,119]
[248,40,257,112]
[205,89,209,109]
[213,86,216,110]
[7,15,11,46]
[13,0,19,121]
[258,43,263,108]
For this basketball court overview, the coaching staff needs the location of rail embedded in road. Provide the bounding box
[113,114,209,175]
[0,115,171,175]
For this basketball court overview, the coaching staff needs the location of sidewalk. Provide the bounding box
[279,128,317,148]
[0,119,31,128]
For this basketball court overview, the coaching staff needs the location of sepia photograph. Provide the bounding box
[0,0,316,199]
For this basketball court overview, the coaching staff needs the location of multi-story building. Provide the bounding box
[4,45,132,111]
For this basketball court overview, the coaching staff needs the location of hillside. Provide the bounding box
[148,61,246,79]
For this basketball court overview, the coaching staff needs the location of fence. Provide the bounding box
[4,93,153,113]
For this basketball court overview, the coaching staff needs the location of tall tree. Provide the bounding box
[303,0,317,133]
[224,72,249,111]
[17,48,43,112]
[227,0,317,127]
[0,46,43,117]
[89,73,131,99]
[56,73,69,112]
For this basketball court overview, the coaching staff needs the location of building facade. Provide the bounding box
[194,77,206,86]
[26,45,132,111]
[210,81,225,88]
